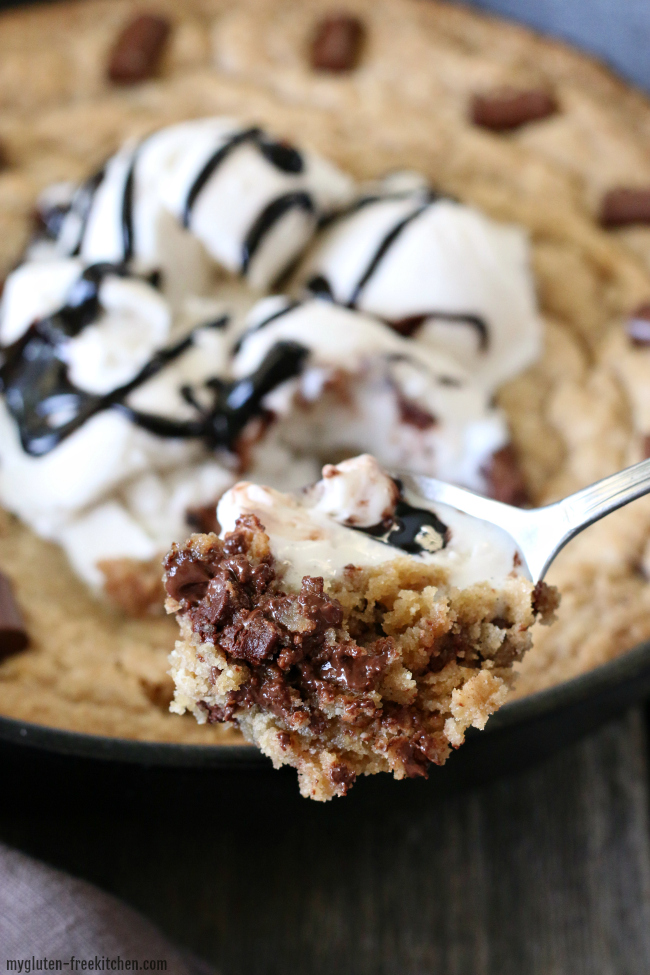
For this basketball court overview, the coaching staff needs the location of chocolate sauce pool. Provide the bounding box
[358,483,450,557]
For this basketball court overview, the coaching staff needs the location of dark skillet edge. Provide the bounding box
[1,638,650,770]
[484,636,650,730]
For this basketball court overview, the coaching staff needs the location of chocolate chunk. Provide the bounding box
[108,14,171,85]
[481,444,529,507]
[164,553,213,604]
[232,610,281,664]
[330,763,356,792]
[471,88,557,131]
[199,693,241,724]
[192,568,253,633]
[277,730,292,750]
[298,576,343,629]
[223,515,262,556]
[600,188,650,228]
[251,664,308,724]
[0,572,29,661]
[185,503,220,536]
[626,304,650,345]
[391,732,441,778]
[531,580,560,621]
[310,15,365,72]
[320,637,395,692]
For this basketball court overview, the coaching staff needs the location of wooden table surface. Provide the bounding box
[2,707,650,975]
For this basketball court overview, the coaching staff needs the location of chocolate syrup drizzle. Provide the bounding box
[69,167,106,256]
[121,157,137,263]
[56,127,311,279]
[390,312,489,350]
[307,190,491,352]
[232,299,300,355]
[12,155,491,466]
[181,127,313,277]
[182,127,305,226]
[57,152,135,263]
[182,127,262,224]
[346,202,430,308]
[0,263,309,457]
[241,192,314,274]
[357,483,450,557]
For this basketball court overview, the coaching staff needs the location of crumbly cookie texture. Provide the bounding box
[2,0,650,737]
[165,516,557,799]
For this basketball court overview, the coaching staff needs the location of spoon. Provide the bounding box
[398,457,650,584]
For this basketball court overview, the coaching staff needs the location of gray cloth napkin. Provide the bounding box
[0,843,214,975]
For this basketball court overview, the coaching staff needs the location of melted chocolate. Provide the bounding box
[0,262,309,456]
[358,486,449,556]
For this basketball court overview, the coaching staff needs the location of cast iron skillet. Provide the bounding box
[2,0,650,809]
[1,638,649,810]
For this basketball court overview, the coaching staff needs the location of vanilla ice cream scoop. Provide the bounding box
[299,175,541,392]
[51,117,354,301]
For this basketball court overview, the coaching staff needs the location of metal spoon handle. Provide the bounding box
[533,456,650,577]
[505,457,650,582]
[401,458,650,584]
[559,456,650,529]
